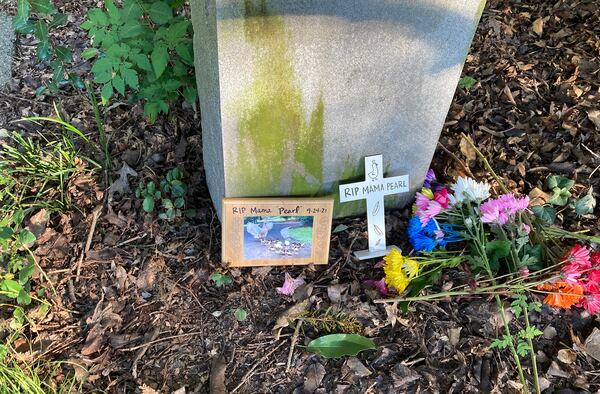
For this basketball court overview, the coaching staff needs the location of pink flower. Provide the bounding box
[583,279,599,294]
[434,188,450,209]
[561,263,583,285]
[579,293,600,315]
[417,201,443,226]
[415,192,431,212]
[564,244,591,268]
[363,278,389,296]
[591,252,600,265]
[519,267,530,277]
[480,194,530,225]
[276,273,305,296]
[522,224,531,234]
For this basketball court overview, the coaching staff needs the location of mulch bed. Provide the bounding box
[0,0,599,392]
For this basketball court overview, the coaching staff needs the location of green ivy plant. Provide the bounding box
[0,210,37,306]
[532,175,597,225]
[13,0,82,93]
[135,167,191,220]
[81,0,197,122]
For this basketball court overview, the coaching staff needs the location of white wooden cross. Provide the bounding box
[338,154,410,260]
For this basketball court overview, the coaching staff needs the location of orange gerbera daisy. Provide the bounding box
[538,281,583,308]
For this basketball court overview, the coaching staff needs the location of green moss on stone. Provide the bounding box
[232,0,324,197]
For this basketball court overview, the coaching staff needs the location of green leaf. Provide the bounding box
[210,272,232,287]
[1,279,22,299]
[101,82,113,102]
[0,227,14,240]
[34,19,49,43]
[36,41,52,61]
[574,188,596,215]
[30,0,57,14]
[151,43,169,78]
[148,2,173,25]
[120,20,144,38]
[81,48,98,60]
[183,87,197,105]
[133,54,152,71]
[458,76,477,89]
[175,42,194,65]
[166,21,190,46]
[547,175,574,190]
[18,230,36,246]
[234,308,247,321]
[113,75,125,95]
[485,240,511,271]
[163,199,174,209]
[17,289,32,305]
[122,0,143,20]
[548,187,571,206]
[307,334,376,358]
[13,0,31,33]
[55,46,73,62]
[532,205,556,225]
[19,263,36,283]
[123,68,139,90]
[143,196,155,212]
[105,0,120,24]
[49,13,68,28]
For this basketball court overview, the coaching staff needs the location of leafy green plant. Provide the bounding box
[307,334,376,358]
[0,116,98,214]
[532,176,596,224]
[0,209,36,306]
[233,307,247,321]
[135,167,191,219]
[81,0,197,122]
[458,76,477,90]
[12,0,81,93]
[210,272,232,287]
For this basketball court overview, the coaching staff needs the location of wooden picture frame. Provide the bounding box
[222,197,334,267]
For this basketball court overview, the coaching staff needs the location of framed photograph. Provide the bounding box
[222,197,334,267]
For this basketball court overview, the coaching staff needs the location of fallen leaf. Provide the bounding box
[459,135,477,162]
[26,209,48,239]
[209,355,227,394]
[345,357,371,377]
[108,163,138,202]
[272,300,309,339]
[303,362,326,393]
[587,109,600,130]
[584,327,600,362]
[532,17,544,36]
[327,283,348,304]
[557,348,577,364]
[547,361,569,378]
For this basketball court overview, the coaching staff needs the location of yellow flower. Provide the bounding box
[421,188,434,199]
[383,249,420,293]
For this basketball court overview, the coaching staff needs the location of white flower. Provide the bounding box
[448,176,491,205]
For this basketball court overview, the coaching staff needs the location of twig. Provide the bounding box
[131,326,161,378]
[231,341,286,393]
[437,141,475,178]
[286,320,303,372]
[75,204,102,282]
[120,331,204,352]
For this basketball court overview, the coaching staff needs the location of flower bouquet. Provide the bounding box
[373,141,598,393]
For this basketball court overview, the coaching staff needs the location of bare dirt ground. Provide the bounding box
[0,0,599,392]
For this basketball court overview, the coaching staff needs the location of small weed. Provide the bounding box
[210,272,232,287]
[296,308,362,335]
[135,167,192,220]
[0,116,99,214]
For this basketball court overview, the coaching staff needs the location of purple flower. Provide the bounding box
[276,273,305,296]
[424,169,436,188]
[363,278,388,296]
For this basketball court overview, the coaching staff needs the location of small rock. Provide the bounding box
[547,361,569,378]
[345,357,371,377]
[543,325,557,340]
[448,327,462,346]
[536,350,549,364]
[584,327,600,362]
[557,348,577,364]
[151,153,165,164]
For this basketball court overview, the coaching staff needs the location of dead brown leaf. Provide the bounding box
[209,355,227,394]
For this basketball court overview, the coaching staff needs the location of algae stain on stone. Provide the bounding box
[232,0,324,196]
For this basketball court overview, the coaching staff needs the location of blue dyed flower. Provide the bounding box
[407,216,462,253]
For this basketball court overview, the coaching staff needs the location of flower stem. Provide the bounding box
[523,303,541,394]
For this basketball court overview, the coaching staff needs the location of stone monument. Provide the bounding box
[0,13,14,89]
[190,0,486,219]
